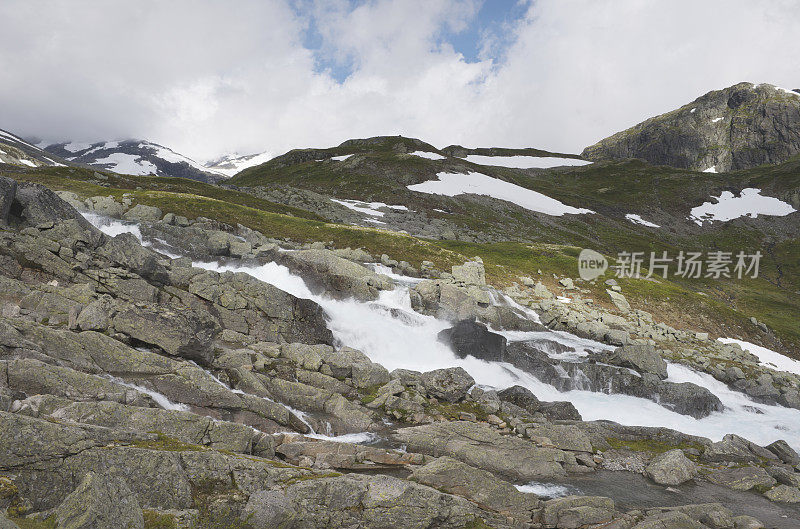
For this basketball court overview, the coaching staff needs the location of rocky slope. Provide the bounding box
[42,139,225,183]
[0,129,69,169]
[1,175,799,528]
[582,83,800,172]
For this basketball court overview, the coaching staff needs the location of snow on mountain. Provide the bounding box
[0,128,67,168]
[203,151,274,177]
[42,140,226,183]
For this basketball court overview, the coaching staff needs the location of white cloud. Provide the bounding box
[0,0,798,161]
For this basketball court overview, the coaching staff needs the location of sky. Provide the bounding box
[0,0,798,162]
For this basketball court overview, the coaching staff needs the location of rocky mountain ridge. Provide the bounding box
[582,82,800,172]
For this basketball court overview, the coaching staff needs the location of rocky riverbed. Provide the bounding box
[0,178,799,528]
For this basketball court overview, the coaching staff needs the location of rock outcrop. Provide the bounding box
[582,82,800,172]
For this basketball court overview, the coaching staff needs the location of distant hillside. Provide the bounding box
[582,82,800,172]
[43,139,225,183]
[0,128,69,168]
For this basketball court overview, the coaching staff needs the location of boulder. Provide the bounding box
[392,421,567,481]
[763,484,800,503]
[241,490,295,529]
[409,457,539,520]
[606,289,631,312]
[497,385,582,421]
[97,233,168,283]
[11,181,97,232]
[451,260,485,285]
[437,320,506,361]
[0,176,17,225]
[644,449,698,485]
[85,195,124,218]
[706,466,777,491]
[122,204,162,222]
[540,495,615,529]
[112,306,217,365]
[766,439,800,466]
[420,367,475,403]
[631,511,706,529]
[606,344,668,378]
[53,471,144,529]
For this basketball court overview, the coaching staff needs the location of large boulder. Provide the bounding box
[706,466,777,491]
[766,439,800,466]
[10,181,96,233]
[419,367,475,403]
[112,305,217,365]
[52,471,144,529]
[409,457,539,521]
[97,233,168,283]
[497,385,582,421]
[451,260,485,285]
[437,319,506,361]
[605,344,668,379]
[392,421,567,481]
[122,204,162,222]
[644,449,698,486]
[540,495,616,529]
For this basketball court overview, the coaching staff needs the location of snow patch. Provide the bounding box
[331,154,353,161]
[63,141,93,153]
[18,159,36,167]
[463,155,592,169]
[409,150,446,160]
[690,107,697,113]
[407,172,593,216]
[690,188,795,225]
[94,153,157,176]
[719,338,800,376]
[625,214,660,228]
[331,199,407,217]
[703,166,717,173]
[711,117,724,123]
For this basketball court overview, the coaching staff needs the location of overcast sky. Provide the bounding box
[1,0,798,162]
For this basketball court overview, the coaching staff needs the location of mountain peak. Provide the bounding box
[582,82,800,172]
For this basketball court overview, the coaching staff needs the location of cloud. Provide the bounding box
[0,0,797,161]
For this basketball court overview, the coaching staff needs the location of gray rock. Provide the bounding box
[766,439,800,466]
[409,457,539,521]
[122,204,162,222]
[706,466,777,491]
[606,289,631,312]
[451,260,485,285]
[393,421,566,481]
[12,181,97,233]
[0,513,18,529]
[0,176,17,225]
[631,511,705,529]
[420,367,474,403]
[53,471,144,529]
[606,344,668,379]
[763,484,800,503]
[241,490,295,529]
[437,319,506,362]
[85,195,124,218]
[644,449,697,485]
[541,495,615,529]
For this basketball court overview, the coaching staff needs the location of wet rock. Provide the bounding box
[605,344,668,379]
[393,421,566,481]
[644,449,697,485]
[497,385,582,421]
[420,367,475,403]
[52,471,144,529]
[732,515,767,529]
[437,319,507,361]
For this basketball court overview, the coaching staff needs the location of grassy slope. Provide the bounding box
[4,154,798,356]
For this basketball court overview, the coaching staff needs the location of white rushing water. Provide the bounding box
[85,214,800,450]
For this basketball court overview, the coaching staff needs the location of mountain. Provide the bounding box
[204,151,274,177]
[0,128,69,168]
[582,82,800,172]
[42,139,226,183]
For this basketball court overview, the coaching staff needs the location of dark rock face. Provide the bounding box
[437,319,507,361]
[497,385,582,421]
[503,342,723,419]
[582,82,800,172]
[11,181,97,231]
[0,176,16,225]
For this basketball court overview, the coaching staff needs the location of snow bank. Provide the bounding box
[719,338,800,376]
[94,153,157,176]
[463,155,592,169]
[331,198,407,217]
[690,188,795,225]
[625,214,660,228]
[409,151,446,160]
[331,154,353,161]
[407,171,593,216]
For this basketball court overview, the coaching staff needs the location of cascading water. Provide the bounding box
[85,214,800,450]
